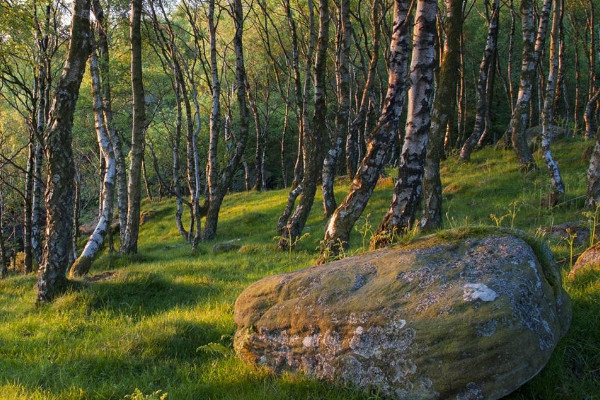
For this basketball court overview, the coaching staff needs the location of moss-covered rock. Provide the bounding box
[525,125,566,149]
[212,239,242,254]
[234,230,571,399]
[569,242,600,279]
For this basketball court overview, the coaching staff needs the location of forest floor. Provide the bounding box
[0,138,599,399]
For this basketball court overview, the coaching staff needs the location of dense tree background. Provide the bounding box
[1,0,600,299]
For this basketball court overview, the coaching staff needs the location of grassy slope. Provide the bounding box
[0,139,599,399]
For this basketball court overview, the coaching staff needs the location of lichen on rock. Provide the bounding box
[234,228,571,399]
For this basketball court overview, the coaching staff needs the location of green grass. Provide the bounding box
[0,139,599,399]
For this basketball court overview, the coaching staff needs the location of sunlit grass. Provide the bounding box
[0,138,598,399]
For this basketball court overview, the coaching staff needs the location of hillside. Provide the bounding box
[0,139,599,399]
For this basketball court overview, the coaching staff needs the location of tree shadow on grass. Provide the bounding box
[84,271,221,318]
[126,319,230,362]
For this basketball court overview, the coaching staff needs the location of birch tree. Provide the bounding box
[0,187,6,278]
[320,0,411,257]
[278,0,329,249]
[69,37,116,277]
[120,0,146,254]
[459,0,500,162]
[203,0,250,240]
[421,0,463,230]
[346,0,381,179]
[92,0,127,247]
[374,0,438,246]
[37,0,92,303]
[540,0,565,206]
[322,0,351,218]
[277,0,316,234]
[510,0,552,170]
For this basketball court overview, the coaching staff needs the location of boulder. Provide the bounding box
[140,210,158,225]
[212,239,242,254]
[569,242,600,279]
[542,221,590,247]
[525,125,566,149]
[234,229,571,400]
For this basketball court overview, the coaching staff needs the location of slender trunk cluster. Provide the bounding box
[459,0,500,162]
[374,0,438,246]
[277,0,316,234]
[420,0,463,231]
[510,0,552,170]
[278,0,330,249]
[204,0,250,240]
[320,0,411,258]
[346,0,381,179]
[322,0,351,218]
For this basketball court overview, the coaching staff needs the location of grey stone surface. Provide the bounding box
[234,230,571,399]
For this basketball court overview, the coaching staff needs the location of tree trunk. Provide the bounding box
[205,0,221,240]
[204,0,250,241]
[281,100,290,187]
[540,0,565,206]
[319,0,411,258]
[374,0,438,245]
[457,30,467,147]
[277,0,315,232]
[36,0,92,303]
[242,156,251,191]
[421,0,463,231]
[248,87,265,191]
[510,0,552,170]
[142,159,153,201]
[91,0,127,246]
[323,0,351,218]
[346,0,381,178]
[70,167,81,269]
[459,0,500,162]
[168,75,188,241]
[553,6,568,127]
[32,141,44,266]
[178,65,201,246]
[70,44,117,278]
[120,0,146,254]
[189,84,203,249]
[573,16,582,134]
[587,124,600,206]
[586,89,600,140]
[478,48,497,147]
[0,190,6,278]
[588,3,598,121]
[278,0,329,249]
[23,133,35,273]
[507,0,516,114]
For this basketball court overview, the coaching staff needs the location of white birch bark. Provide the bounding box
[375,0,438,244]
[319,0,411,257]
[70,44,116,277]
[37,0,92,303]
[540,0,565,206]
[510,0,552,170]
